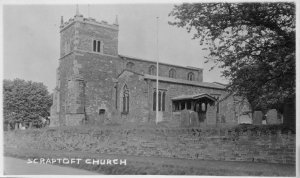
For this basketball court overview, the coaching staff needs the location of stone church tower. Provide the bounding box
[50,7,241,127]
[50,8,120,126]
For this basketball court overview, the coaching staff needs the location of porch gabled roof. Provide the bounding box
[171,93,217,102]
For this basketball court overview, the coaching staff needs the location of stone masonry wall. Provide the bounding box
[4,127,296,165]
[57,53,76,126]
[77,22,118,56]
[54,14,235,127]
[117,71,149,123]
[74,51,121,124]
[123,57,203,82]
[60,25,75,57]
[147,80,236,124]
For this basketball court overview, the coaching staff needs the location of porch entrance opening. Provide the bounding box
[172,93,217,123]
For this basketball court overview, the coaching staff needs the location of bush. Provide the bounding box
[231,124,295,134]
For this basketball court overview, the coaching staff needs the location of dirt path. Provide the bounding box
[4,157,99,175]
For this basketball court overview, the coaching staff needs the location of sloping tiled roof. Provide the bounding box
[172,93,217,102]
[143,74,225,90]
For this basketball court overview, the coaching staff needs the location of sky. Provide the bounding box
[3,4,227,92]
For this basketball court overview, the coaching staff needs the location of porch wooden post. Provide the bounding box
[192,101,194,110]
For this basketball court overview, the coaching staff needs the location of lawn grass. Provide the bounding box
[4,147,295,176]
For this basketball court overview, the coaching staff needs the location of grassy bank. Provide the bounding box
[4,147,295,176]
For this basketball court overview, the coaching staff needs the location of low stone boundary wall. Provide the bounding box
[4,126,296,165]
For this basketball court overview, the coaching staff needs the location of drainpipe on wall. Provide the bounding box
[155,17,160,125]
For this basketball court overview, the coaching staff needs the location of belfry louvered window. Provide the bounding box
[93,40,102,53]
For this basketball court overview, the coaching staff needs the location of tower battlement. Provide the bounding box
[59,6,119,57]
[60,11,118,32]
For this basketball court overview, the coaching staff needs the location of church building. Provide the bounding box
[50,9,247,127]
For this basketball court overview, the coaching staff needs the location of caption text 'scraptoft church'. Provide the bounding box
[50,8,249,127]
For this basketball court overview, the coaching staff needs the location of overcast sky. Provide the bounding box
[3,4,227,91]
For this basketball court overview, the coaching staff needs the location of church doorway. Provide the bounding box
[99,109,105,123]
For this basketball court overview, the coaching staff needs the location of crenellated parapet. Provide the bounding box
[60,13,119,33]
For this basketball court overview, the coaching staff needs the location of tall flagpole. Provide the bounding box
[156,17,159,124]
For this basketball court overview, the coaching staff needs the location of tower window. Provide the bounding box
[187,72,194,81]
[97,41,101,52]
[93,40,102,53]
[93,40,97,52]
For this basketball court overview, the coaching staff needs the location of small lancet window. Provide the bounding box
[187,72,194,81]
[93,40,102,53]
[122,84,129,114]
[126,62,135,70]
[149,65,156,75]
[169,69,176,78]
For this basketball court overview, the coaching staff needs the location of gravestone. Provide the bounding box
[190,111,199,127]
[253,111,263,125]
[180,109,190,127]
[266,109,280,124]
[277,112,283,124]
[14,123,19,130]
[29,122,33,129]
[221,115,226,123]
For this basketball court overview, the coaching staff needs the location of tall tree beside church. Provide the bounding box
[169,3,295,111]
[3,79,52,125]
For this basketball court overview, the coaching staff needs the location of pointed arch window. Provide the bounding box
[153,91,156,111]
[187,72,195,81]
[122,84,129,114]
[153,89,166,111]
[169,68,176,78]
[149,65,156,75]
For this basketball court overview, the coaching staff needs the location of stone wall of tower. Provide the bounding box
[73,51,121,124]
[68,17,121,124]
[57,53,76,126]
[76,21,118,56]
[60,24,75,57]
[52,13,122,126]
[66,79,85,114]
[65,77,86,126]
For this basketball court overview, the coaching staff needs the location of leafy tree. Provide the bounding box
[169,3,295,112]
[3,79,52,125]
